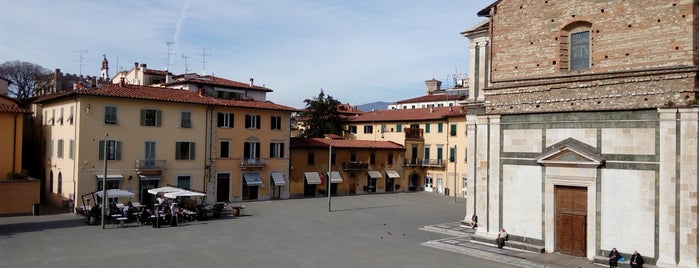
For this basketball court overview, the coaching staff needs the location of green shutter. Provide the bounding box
[140,110,146,126]
[115,141,122,160]
[189,142,195,160]
[425,123,430,133]
[98,140,104,160]
[156,110,162,127]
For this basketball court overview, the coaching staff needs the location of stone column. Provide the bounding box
[678,108,698,268]
[467,42,478,102]
[487,115,501,236]
[463,114,478,222]
[477,41,489,102]
[474,115,491,236]
[657,108,678,267]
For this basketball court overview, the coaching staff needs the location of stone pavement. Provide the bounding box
[420,222,604,268]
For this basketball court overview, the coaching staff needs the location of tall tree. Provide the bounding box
[0,61,50,100]
[301,89,346,138]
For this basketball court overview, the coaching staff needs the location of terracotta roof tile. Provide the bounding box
[291,138,405,150]
[395,93,465,104]
[165,75,273,92]
[0,103,30,113]
[34,84,296,112]
[347,107,466,122]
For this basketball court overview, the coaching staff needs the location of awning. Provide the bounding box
[95,174,123,181]
[243,173,264,186]
[386,170,400,178]
[271,172,286,186]
[95,189,135,198]
[367,171,382,179]
[138,175,163,181]
[164,189,206,198]
[304,172,321,185]
[148,186,183,195]
[329,171,343,183]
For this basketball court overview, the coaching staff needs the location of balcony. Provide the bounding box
[404,128,424,140]
[135,160,166,172]
[240,158,266,168]
[342,162,369,171]
[404,158,445,168]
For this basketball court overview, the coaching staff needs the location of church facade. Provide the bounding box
[463,1,698,267]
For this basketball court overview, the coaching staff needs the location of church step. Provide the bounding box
[470,234,545,253]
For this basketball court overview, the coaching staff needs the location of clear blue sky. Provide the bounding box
[0,0,492,108]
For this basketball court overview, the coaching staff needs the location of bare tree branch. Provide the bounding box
[0,61,50,100]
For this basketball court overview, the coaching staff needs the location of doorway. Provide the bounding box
[409,173,419,191]
[555,186,587,257]
[216,173,230,202]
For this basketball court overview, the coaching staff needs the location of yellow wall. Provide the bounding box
[343,115,468,197]
[212,107,290,201]
[289,145,404,197]
[42,96,209,207]
[0,111,23,177]
[0,179,40,215]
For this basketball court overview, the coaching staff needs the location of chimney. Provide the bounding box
[429,107,433,113]
[134,62,139,69]
[119,77,126,87]
[425,79,442,94]
[250,78,254,87]
[140,63,147,69]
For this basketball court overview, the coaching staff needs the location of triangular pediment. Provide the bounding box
[536,138,604,167]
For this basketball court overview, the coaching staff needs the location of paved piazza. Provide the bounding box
[0,192,516,268]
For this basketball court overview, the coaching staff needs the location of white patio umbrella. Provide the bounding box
[95,189,135,198]
[147,186,183,195]
[164,190,207,199]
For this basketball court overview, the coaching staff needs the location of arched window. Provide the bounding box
[559,21,592,72]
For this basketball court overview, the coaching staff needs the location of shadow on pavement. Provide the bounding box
[331,204,400,212]
[0,217,86,236]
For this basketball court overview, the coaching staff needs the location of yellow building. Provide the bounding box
[0,94,27,175]
[0,93,39,215]
[210,101,295,202]
[289,136,405,197]
[345,106,467,197]
[33,82,294,210]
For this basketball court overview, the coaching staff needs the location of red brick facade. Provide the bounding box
[484,0,698,115]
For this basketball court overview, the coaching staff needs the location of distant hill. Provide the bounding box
[357,101,391,112]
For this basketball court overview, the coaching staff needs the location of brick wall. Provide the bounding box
[483,0,698,115]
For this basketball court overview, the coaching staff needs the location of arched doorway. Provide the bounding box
[57,172,63,195]
[409,172,419,191]
[49,170,54,193]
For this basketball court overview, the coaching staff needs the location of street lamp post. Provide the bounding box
[328,141,332,213]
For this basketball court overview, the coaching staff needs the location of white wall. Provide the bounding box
[503,164,543,239]
[600,168,655,255]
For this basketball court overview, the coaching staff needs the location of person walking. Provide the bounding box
[629,250,644,268]
[608,247,622,268]
[496,227,508,248]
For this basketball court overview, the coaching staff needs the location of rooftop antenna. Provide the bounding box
[73,49,88,79]
[182,54,190,74]
[165,42,174,71]
[198,48,211,75]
